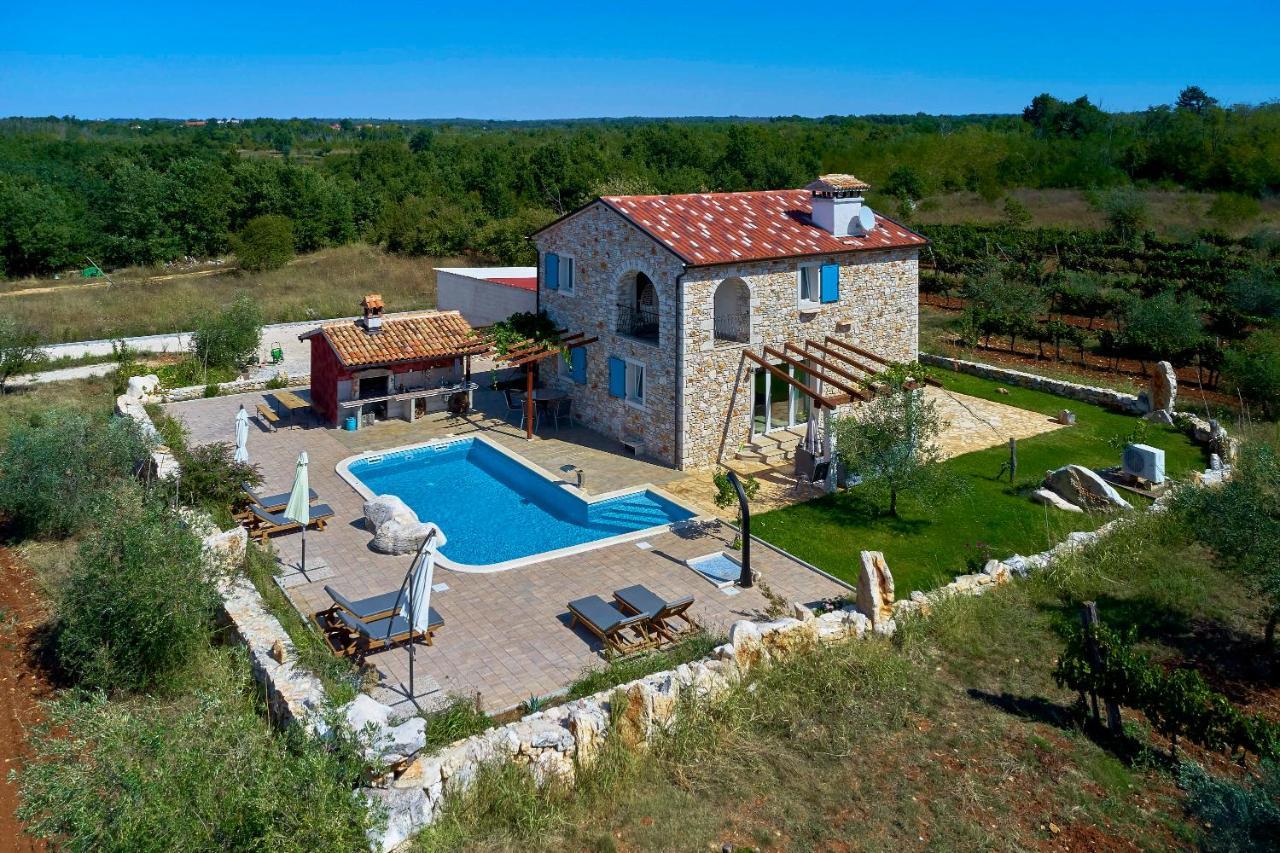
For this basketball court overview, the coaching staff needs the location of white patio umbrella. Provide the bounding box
[389,524,447,709]
[283,451,311,573]
[234,406,250,464]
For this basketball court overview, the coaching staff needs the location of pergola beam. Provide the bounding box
[785,342,870,395]
[824,336,891,367]
[744,350,839,409]
[762,345,865,401]
[817,337,884,376]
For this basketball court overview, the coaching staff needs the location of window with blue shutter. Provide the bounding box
[545,252,560,291]
[570,347,586,384]
[607,356,625,397]
[820,263,839,303]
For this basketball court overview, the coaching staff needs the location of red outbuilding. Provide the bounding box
[300,295,490,429]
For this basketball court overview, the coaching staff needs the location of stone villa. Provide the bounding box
[531,175,927,470]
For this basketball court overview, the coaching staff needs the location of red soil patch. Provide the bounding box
[0,548,52,851]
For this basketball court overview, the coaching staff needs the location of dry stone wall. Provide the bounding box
[919,354,1145,413]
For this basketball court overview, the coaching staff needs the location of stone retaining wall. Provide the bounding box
[920,353,1145,414]
[159,371,311,403]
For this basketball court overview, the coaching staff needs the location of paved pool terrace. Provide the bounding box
[167,388,852,713]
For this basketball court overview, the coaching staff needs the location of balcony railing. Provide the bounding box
[617,305,660,342]
[713,314,750,344]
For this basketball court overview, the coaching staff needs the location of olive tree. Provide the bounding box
[834,380,962,517]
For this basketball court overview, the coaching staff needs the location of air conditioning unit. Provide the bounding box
[1123,443,1165,484]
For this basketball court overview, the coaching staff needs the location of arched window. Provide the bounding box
[616,271,660,343]
[712,278,750,344]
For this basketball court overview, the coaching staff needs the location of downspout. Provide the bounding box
[674,268,687,470]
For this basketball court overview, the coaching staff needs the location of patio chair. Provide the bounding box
[549,397,573,432]
[233,482,319,520]
[502,388,527,427]
[329,607,444,660]
[317,584,403,623]
[612,585,698,643]
[567,595,654,657]
[245,503,335,542]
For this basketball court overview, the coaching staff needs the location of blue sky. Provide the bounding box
[2,1,1277,119]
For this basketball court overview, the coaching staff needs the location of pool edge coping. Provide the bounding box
[334,433,709,574]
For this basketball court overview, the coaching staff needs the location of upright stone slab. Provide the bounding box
[856,551,895,628]
[1150,361,1177,413]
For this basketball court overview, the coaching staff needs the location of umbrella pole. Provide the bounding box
[300,526,306,575]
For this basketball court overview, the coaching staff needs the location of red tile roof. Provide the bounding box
[599,190,926,266]
[302,310,489,369]
[485,276,538,292]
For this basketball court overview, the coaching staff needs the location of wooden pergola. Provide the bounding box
[498,330,598,439]
[742,334,940,413]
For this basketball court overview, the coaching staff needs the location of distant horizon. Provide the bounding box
[3,1,1278,119]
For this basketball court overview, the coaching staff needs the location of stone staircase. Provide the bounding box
[733,426,807,467]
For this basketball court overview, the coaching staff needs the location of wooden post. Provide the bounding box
[1008,438,1018,483]
[525,362,535,440]
[1081,601,1122,734]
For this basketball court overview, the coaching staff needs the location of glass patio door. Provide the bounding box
[752,363,812,435]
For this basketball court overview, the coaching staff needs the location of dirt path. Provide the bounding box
[0,549,51,851]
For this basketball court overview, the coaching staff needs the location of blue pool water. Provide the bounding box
[348,439,695,567]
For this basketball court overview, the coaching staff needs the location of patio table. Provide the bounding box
[271,390,311,429]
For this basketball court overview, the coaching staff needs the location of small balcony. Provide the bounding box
[713,314,750,346]
[617,305,660,343]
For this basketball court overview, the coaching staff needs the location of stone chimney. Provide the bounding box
[807,174,874,237]
[360,294,385,333]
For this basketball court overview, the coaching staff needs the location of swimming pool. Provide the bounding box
[340,437,697,571]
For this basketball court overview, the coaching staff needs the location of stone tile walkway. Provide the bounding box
[664,387,1065,518]
[166,390,849,713]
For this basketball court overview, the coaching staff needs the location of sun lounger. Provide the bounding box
[330,607,444,659]
[613,585,698,643]
[233,482,319,520]
[318,585,403,623]
[567,595,653,657]
[245,503,335,541]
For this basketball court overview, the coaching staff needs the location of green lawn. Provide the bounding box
[753,371,1206,595]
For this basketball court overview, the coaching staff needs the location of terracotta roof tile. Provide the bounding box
[600,189,926,266]
[807,174,871,192]
[312,311,488,368]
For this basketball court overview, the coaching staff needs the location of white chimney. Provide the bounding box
[807,174,875,237]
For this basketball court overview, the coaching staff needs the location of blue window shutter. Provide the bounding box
[820,264,839,303]
[570,348,586,384]
[608,356,625,397]
[545,253,560,291]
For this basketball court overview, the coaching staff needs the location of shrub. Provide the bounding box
[192,291,264,372]
[1101,187,1148,243]
[1208,192,1262,228]
[18,648,373,850]
[0,316,46,394]
[232,213,295,271]
[54,493,221,692]
[0,408,146,538]
[1181,760,1280,852]
[178,441,263,514]
[1222,332,1280,419]
[203,382,221,398]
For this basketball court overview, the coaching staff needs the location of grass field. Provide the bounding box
[752,371,1205,595]
[414,505,1273,851]
[912,187,1280,238]
[3,244,470,344]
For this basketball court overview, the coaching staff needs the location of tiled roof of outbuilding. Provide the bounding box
[301,311,488,368]
[598,190,926,266]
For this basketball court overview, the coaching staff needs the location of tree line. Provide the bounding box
[1,86,1278,278]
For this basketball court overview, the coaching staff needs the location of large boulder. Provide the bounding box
[363,786,432,853]
[856,551,895,629]
[1030,487,1084,513]
[1045,464,1131,512]
[364,495,435,555]
[1150,361,1177,413]
[126,373,161,400]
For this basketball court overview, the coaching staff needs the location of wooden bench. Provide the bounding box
[255,403,280,432]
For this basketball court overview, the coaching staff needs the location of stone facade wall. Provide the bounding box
[681,247,918,469]
[537,203,687,466]
[535,201,919,470]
